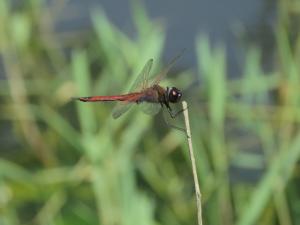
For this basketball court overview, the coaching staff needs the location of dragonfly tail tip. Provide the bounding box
[71,97,87,102]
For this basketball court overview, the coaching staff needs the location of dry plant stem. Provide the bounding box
[182,101,203,225]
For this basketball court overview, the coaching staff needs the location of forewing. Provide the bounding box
[112,102,133,119]
[150,50,184,85]
[129,59,153,92]
[139,102,161,116]
[111,59,153,119]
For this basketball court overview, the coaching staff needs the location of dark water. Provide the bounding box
[51,0,275,75]
[5,0,275,76]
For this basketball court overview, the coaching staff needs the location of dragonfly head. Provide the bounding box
[167,87,182,103]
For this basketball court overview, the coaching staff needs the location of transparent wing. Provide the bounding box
[150,50,184,86]
[112,102,133,119]
[139,102,161,116]
[111,59,153,119]
[129,59,153,92]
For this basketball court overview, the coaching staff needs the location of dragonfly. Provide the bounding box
[73,54,184,121]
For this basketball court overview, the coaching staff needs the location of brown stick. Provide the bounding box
[182,101,203,225]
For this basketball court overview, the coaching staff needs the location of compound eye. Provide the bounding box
[168,87,182,103]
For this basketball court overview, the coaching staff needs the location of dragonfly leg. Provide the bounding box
[161,104,189,137]
[166,104,188,118]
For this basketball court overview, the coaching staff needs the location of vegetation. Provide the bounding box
[0,0,300,225]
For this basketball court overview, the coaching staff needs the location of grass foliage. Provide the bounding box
[0,0,300,225]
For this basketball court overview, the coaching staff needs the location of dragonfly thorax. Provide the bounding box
[167,87,182,103]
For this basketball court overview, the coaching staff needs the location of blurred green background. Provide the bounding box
[1,0,300,225]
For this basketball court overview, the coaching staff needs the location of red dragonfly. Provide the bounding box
[73,54,183,119]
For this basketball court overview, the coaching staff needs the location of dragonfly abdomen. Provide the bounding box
[75,92,143,102]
